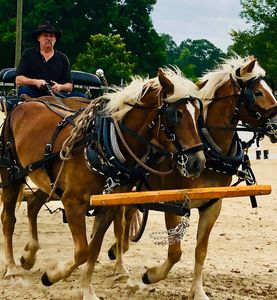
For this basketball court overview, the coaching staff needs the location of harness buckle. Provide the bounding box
[103,177,120,194]
[58,115,70,127]
[44,144,53,155]
[168,133,176,141]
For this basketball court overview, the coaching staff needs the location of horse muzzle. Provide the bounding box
[176,148,206,178]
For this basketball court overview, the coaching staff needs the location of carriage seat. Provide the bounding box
[0,69,102,113]
[0,68,16,84]
[71,70,101,87]
[0,68,17,113]
[0,68,102,87]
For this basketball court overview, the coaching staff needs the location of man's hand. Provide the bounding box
[35,79,48,89]
[50,80,62,92]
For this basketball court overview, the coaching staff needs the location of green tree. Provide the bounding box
[0,0,166,76]
[0,0,17,68]
[160,33,178,66]
[174,48,197,81]
[229,0,277,86]
[176,39,225,78]
[73,34,135,85]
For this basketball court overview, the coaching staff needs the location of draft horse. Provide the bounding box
[0,69,206,299]
[110,56,277,300]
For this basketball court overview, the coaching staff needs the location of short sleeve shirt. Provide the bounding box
[16,47,72,84]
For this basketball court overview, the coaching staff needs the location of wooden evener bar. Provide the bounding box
[90,185,271,206]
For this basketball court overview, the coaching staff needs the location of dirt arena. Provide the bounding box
[0,114,276,299]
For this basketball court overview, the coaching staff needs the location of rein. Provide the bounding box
[45,83,67,99]
[113,120,175,175]
[116,97,204,175]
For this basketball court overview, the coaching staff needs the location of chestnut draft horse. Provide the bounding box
[110,56,277,300]
[0,69,206,299]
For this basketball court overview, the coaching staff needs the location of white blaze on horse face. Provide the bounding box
[186,101,198,131]
[261,80,275,99]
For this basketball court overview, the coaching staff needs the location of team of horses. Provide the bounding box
[109,55,277,300]
[0,56,276,300]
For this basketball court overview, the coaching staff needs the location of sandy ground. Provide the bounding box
[0,111,277,299]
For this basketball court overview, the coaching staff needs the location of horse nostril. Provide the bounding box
[192,159,200,173]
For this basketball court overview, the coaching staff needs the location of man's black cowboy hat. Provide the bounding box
[31,22,62,42]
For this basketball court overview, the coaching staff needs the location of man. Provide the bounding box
[16,22,73,98]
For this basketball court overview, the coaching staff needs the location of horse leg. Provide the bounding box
[142,212,183,284]
[1,180,24,277]
[41,193,89,285]
[189,200,222,300]
[82,206,120,300]
[112,206,127,274]
[108,206,136,260]
[20,189,48,270]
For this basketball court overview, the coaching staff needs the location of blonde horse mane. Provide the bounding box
[104,67,199,120]
[199,55,266,104]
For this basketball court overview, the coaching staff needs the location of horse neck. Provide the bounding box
[205,83,239,154]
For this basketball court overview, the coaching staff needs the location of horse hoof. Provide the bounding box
[20,256,25,265]
[20,256,32,270]
[142,272,151,284]
[41,272,53,286]
[108,248,116,260]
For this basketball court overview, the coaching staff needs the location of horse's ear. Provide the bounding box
[196,79,208,90]
[158,68,174,96]
[240,58,257,75]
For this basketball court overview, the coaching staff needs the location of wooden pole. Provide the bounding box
[15,0,23,67]
[90,185,272,206]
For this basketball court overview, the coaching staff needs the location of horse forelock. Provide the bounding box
[160,67,199,103]
[104,76,161,120]
[104,67,200,120]
[199,55,266,104]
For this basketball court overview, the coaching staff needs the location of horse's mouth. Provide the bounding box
[176,153,205,178]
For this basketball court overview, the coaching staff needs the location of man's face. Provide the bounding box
[37,32,56,49]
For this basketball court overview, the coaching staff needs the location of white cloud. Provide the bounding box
[151,0,251,51]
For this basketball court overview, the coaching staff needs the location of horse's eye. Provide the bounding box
[254,90,263,96]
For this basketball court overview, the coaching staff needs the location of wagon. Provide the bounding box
[0,67,104,112]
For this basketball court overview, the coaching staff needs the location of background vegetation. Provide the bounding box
[0,0,276,87]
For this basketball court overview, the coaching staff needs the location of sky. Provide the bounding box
[151,0,251,52]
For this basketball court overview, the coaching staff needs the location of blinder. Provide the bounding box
[164,105,182,128]
[233,69,277,140]
[240,77,262,110]
[159,97,204,160]
[231,68,264,124]
[240,88,256,109]
[162,97,199,129]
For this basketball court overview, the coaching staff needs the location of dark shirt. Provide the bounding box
[16,47,72,86]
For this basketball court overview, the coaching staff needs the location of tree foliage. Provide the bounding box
[178,39,225,78]
[0,0,165,76]
[160,33,178,65]
[162,38,225,80]
[0,0,17,68]
[73,34,135,84]
[0,0,229,83]
[229,0,277,85]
